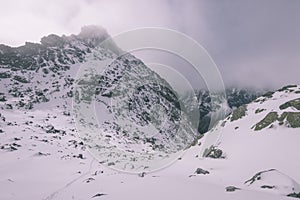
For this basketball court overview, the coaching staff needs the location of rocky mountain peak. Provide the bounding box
[76,25,110,47]
[40,34,66,47]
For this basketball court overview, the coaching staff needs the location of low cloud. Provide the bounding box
[0,0,299,89]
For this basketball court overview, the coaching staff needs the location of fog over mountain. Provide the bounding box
[0,0,299,89]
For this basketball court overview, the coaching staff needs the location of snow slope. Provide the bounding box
[197,85,300,196]
[1,86,300,199]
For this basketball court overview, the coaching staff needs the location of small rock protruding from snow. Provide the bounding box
[138,172,146,177]
[203,145,224,159]
[195,168,210,175]
[91,193,107,198]
[226,186,241,192]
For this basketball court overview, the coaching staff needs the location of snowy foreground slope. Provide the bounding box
[1,85,300,199]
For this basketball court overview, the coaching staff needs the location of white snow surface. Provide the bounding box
[0,86,300,199]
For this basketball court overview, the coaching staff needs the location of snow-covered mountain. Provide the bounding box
[1,26,300,199]
[0,25,114,111]
[1,25,202,172]
[1,82,299,199]
[181,88,262,134]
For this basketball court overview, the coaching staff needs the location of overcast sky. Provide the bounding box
[0,0,299,89]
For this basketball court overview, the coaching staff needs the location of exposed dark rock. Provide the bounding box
[74,154,84,159]
[13,75,30,83]
[5,104,13,109]
[285,112,300,128]
[231,105,247,121]
[278,85,297,92]
[0,94,7,102]
[226,186,241,192]
[63,111,70,116]
[195,168,210,175]
[262,91,274,98]
[278,112,300,128]
[279,98,300,110]
[254,112,278,131]
[91,193,107,198]
[138,172,146,177]
[255,108,266,114]
[45,125,66,134]
[84,177,95,183]
[35,152,51,156]
[287,192,300,198]
[0,71,11,78]
[203,145,223,159]
[261,185,275,189]
[0,144,18,151]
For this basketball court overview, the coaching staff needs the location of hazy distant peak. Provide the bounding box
[76,25,110,47]
[40,34,66,47]
[78,25,109,39]
[0,25,119,55]
[39,26,109,48]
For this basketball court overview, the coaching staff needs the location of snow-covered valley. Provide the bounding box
[1,27,300,200]
[1,85,300,200]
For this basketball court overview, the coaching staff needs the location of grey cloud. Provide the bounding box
[0,0,299,89]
